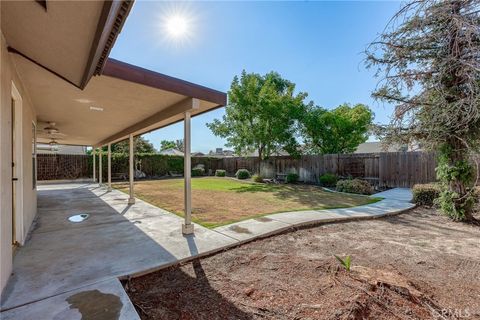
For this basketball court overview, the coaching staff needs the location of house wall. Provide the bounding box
[0,32,37,294]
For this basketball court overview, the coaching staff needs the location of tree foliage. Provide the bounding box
[207,70,307,160]
[301,103,373,154]
[160,139,184,152]
[98,136,156,154]
[366,0,480,221]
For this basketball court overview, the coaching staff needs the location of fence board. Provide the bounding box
[37,152,480,187]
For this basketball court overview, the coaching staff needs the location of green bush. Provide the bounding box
[319,173,337,187]
[215,169,226,177]
[286,173,299,184]
[235,169,250,180]
[87,153,225,179]
[412,183,441,206]
[252,174,264,183]
[336,179,373,195]
[192,167,205,177]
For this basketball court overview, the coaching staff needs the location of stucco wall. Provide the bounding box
[0,32,37,294]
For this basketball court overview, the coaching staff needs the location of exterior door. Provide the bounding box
[11,98,17,250]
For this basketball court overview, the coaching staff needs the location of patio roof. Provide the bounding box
[12,54,226,147]
[3,0,226,147]
[1,0,133,89]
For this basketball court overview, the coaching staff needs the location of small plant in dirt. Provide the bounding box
[412,183,441,206]
[252,174,264,183]
[319,173,337,187]
[286,173,299,184]
[334,255,351,272]
[235,169,251,180]
[192,168,205,177]
[336,179,372,195]
[215,169,226,177]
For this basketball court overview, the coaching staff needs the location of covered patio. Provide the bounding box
[16,53,226,235]
[0,182,238,317]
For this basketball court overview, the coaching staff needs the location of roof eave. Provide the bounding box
[80,0,134,89]
[102,58,227,106]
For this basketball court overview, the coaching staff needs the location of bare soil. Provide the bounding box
[126,207,480,319]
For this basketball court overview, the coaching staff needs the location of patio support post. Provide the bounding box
[107,143,112,192]
[92,148,96,182]
[182,99,199,235]
[99,147,103,186]
[128,134,135,205]
[182,110,193,235]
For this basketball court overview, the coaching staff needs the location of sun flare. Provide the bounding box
[165,14,189,38]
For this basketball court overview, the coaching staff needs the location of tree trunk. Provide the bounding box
[447,138,474,221]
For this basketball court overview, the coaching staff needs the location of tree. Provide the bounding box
[207,70,307,160]
[301,103,373,154]
[100,136,156,154]
[366,0,480,221]
[160,139,184,152]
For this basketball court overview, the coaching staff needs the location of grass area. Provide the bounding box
[114,177,380,228]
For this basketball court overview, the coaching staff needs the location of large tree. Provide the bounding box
[366,0,480,221]
[160,139,184,152]
[301,103,373,154]
[98,136,156,154]
[207,71,307,160]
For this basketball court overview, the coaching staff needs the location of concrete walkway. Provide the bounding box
[0,183,414,319]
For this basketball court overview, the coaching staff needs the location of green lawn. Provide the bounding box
[115,177,380,228]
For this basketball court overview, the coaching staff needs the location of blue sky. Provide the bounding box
[110,1,402,153]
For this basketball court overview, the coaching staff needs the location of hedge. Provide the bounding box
[235,169,251,180]
[286,173,299,184]
[319,173,337,187]
[89,153,221,179]
[412,183,441,206]
[336,179,373,195]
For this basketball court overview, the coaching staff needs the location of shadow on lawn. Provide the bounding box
[231,183,371,208]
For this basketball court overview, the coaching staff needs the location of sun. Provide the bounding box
[156,4,197,46]
[166,15,189,38]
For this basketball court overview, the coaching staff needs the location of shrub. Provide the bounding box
[235,169,250,180]
[336,179,373,195]
[319,173,337,187]
[412,183,441,206]
[192,167,205,177]
[215,169,226,177]
[286,173,299,184]
[252,174,264,183]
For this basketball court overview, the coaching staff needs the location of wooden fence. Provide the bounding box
[37,152,478,188]
[218,152,439,188]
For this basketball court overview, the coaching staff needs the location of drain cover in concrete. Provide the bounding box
[68,214,90,223]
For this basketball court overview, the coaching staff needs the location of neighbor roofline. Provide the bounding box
[80,0,134,89]
[102,58,227,106]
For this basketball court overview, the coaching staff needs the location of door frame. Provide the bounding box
[11,81,24,246]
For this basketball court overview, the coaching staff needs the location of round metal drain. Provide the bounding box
[68,213,90,223]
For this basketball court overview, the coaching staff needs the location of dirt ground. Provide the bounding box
[126,207,480,320]
[114,177,377,227]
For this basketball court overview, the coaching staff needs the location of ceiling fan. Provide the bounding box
[37,121,66,139]
[48,138,59,146]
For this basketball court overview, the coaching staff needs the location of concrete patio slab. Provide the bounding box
[214,216,292,242]
[1,184,237,311]
[375,188,413,202]
[265,209,349,225]
[214,189,414,240]
[0,279,139,320]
